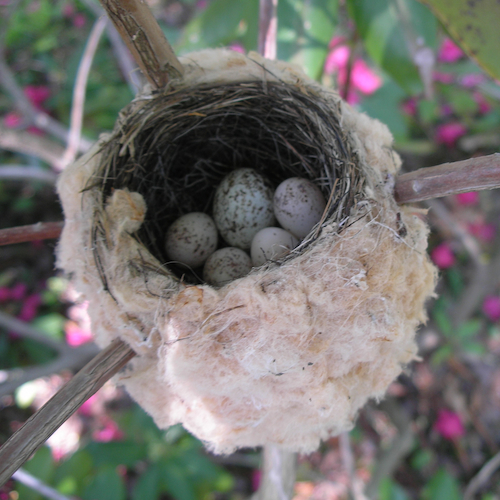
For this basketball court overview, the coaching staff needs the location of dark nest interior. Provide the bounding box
[89,80,364,283]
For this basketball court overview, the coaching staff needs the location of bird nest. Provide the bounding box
[57,49,436,454]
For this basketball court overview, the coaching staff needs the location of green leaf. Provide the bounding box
[161,461,197,500]
[82,465,126,500]
[31,313,65,340]
[410,448,434,470]
[14,446,54,500]
[132,463,163,500]
[360,79,409,141]
[418,0,500,80]
[431,344,452,365]
[456,319,482,339]
[53,450,93,496]
[347,0,437,93]
[278,0,338,80]
[461,340,486,356]
[85,441,147,468]
[379,477,411,500]
[422,468,461,500]
[432,307,452,337]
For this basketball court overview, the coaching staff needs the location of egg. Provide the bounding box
[251,227,299,266]
[213,168,276,250]
[165,212,218,268]
[203,247,252,287]
[273,177,327,239]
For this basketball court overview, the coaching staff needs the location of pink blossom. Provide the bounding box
[92,419,124,442]
[72,13,87,28]
[3,112,22,128]
[460,73,485,88]
[324,45,350,75]
[10,282,27,301]
[401,98,417,116]
[78,394,98,416]
[435,122,467,147]
[62,3,75,17]
[434,409,465,440]
[456,191,479,206]
[430,242,456,269]
[438,38,464,63]
[252,470,261,492]
[24,85,50,108]
[473,92,492,114]
[196,0,208,9]
[228,43,245,54]
[65,321,93,346]
[483,295,500,322]
[18,294,42,322]
[349,59,382,95]
[468,222,495,242]
[0,287,11,302]
[440,104,453,117]
[434,71,454,84]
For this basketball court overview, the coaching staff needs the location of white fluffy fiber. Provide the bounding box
[57,49,436,454]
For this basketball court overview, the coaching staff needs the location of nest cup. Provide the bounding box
[57,49,437,453]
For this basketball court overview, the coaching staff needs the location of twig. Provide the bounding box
[12,468,76,500]
[98,0,184,89]
[0,58,92,153]
[251,444,296,500]
[0,222,63,246]
[0,166,57,184]
[394,154,500,203]
[258,0,278,60]
[0,338,136,487]
[59,17,107,171]
[364,400,414,498]
[464,450,500,500]
[340,432,368,500]
[0,124,66,169]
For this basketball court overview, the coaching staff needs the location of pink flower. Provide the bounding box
[468,222,495,242]
[431,242,456,269]
[461,73,485,88]
[456,191,479,206]
[228,43,245,54]
[349,59,382,94]
[325,45,350,75]
[438,38,464,63]
[473,92,492,114]
[433,71,454,84]
[92,419,124,442]
[78,394,98,416]
[434,409,465,440]
[72,13,87,28]
[62,3,75,18]
[435,122,467,147]
[3,112,22,128]
[65,321,93,346]
[24,85,50,109]
[18,294,42,322]
[252,470,262,492]
[10,283,27,301]
[483,295,500,322]
[401,98,417,116]
[0,287,11,302]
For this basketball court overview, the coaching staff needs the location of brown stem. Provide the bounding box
[394,153,500,203]
[258,0,278,60]
[0,339,136,487]
[98,0,184,89]
[0,222,63,247]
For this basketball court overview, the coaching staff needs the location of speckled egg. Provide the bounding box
[251,227,299,266]
[165,212,218,268]
[273,177,327,239]
[203,247,253,287]
[213,168,276,249]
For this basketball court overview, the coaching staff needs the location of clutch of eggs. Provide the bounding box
[165,168,326,286]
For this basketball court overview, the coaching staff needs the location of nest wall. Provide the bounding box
[57,49,437,453]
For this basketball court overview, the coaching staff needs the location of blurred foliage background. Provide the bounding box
[1,0,500,499]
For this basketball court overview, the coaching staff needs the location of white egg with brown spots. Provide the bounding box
[213,168,276,250]
[251,227,299,266]
[165,212,218,268]
[273,177,327,239]
[203,247,252,287]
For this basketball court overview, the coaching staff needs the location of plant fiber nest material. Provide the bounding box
[57,48,437,454]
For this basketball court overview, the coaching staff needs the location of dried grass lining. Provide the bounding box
[88,80,363,282]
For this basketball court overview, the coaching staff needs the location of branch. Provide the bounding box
[98,0,184,89]
[12,468,76,500]
[258,0,278,60]
[394,153,500,203]
[464,450,500,500]
[0,338,136,487]
[0,124,66,169]
[59,17,107,171]
[0,222,63,246]
[0,166,57,184]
